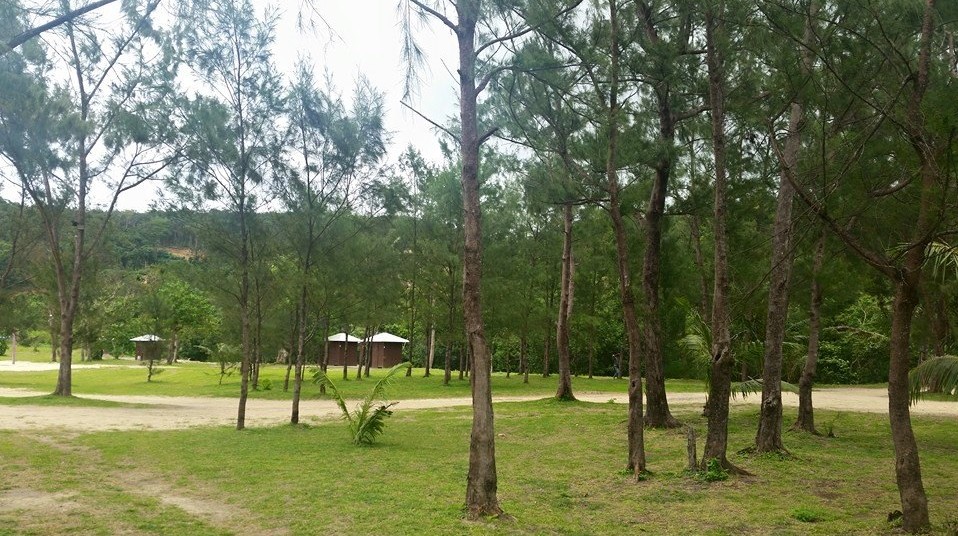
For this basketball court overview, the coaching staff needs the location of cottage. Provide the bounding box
[366,332,409,368]
[130,334,164,361]
[326,332,361,367]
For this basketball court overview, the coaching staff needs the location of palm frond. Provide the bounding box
[924,241,958,280]
[354,402,398,445]
[909,356,958,404]
[365,361,411,408]
[312,367,350,421]
[731,378,800,400]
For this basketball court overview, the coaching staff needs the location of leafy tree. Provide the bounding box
[172,0,287,429]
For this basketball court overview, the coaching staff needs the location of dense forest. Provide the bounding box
[1,0,956,530]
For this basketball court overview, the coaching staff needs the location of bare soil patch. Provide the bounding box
[0,387,953,432]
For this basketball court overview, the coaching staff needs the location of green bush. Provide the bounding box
[792,506,828,523]
[0,337,7,356]
[701,458,728,482]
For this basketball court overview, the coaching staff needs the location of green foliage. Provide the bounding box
[0,336,6,356]
[730,379,800,400]
[312,362,410,445]
[909,356,958,403]
[699,458,729,482]
[792,506,828,523]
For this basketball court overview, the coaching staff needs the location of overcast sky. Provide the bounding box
[1,1,461,211]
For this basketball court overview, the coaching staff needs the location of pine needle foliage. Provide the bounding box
[909,356,958,404]
[312,361,411,445]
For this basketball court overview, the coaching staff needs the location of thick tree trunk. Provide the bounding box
[793,230,825,434]
[640,88,679,429]
[555,203,575,401]
[701,6,739,472]
[456,4,501,517]
[755,102,800,453]
[889,279,929,531]
[756,0,817,452]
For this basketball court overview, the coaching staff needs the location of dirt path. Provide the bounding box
[0,387,954,432]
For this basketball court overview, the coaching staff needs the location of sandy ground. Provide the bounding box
[0,360,137,372]
[0,386,954,432]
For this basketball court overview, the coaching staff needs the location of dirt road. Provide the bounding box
[0,387,954,432]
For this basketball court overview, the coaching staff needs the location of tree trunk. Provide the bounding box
[888,278,929,532]
[756,0,818,452]
[456,3,501,517]
[520,333,528,384]
[555,203,575,401]
[597,0,645,476]
[793,229,825,434]
[236,204,252,431]
[425,323,435,377]
[701,6,739,472]
[444,340,452,386]
[542,320,551,378]
[291,285,307,425]
[459,346,465,381]
[640,87,679,429]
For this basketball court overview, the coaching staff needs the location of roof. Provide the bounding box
[328,332,362,343]
[366,332,409,344]
[130,334,164,342]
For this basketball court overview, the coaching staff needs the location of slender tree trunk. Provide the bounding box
[459,346,465,381]
[356,325,369,380]
[520,333,529,384]
[236,206,251,431]
[444,340,453,385]
[425,323,435,377]
[555,203,576,401]
[702,6,739,472]
[689,215,711,321]
[291,285,307,425]
[364,325,375,377]
[792,229,825,434]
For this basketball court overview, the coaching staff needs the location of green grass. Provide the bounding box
[3,403,955,535]
[0,361,705,400]
[0,395,149,408]
[0,343,84,363]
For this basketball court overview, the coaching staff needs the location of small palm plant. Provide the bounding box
[909,356,958,403]
[312,361,410,445]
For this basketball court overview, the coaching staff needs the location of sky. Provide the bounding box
[1,0,462,211]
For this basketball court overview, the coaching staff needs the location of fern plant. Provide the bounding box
[312,361,410,445]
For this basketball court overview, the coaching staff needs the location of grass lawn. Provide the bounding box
[0,343,83,363]
[0,361,706,400]
[1,402,955,535]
